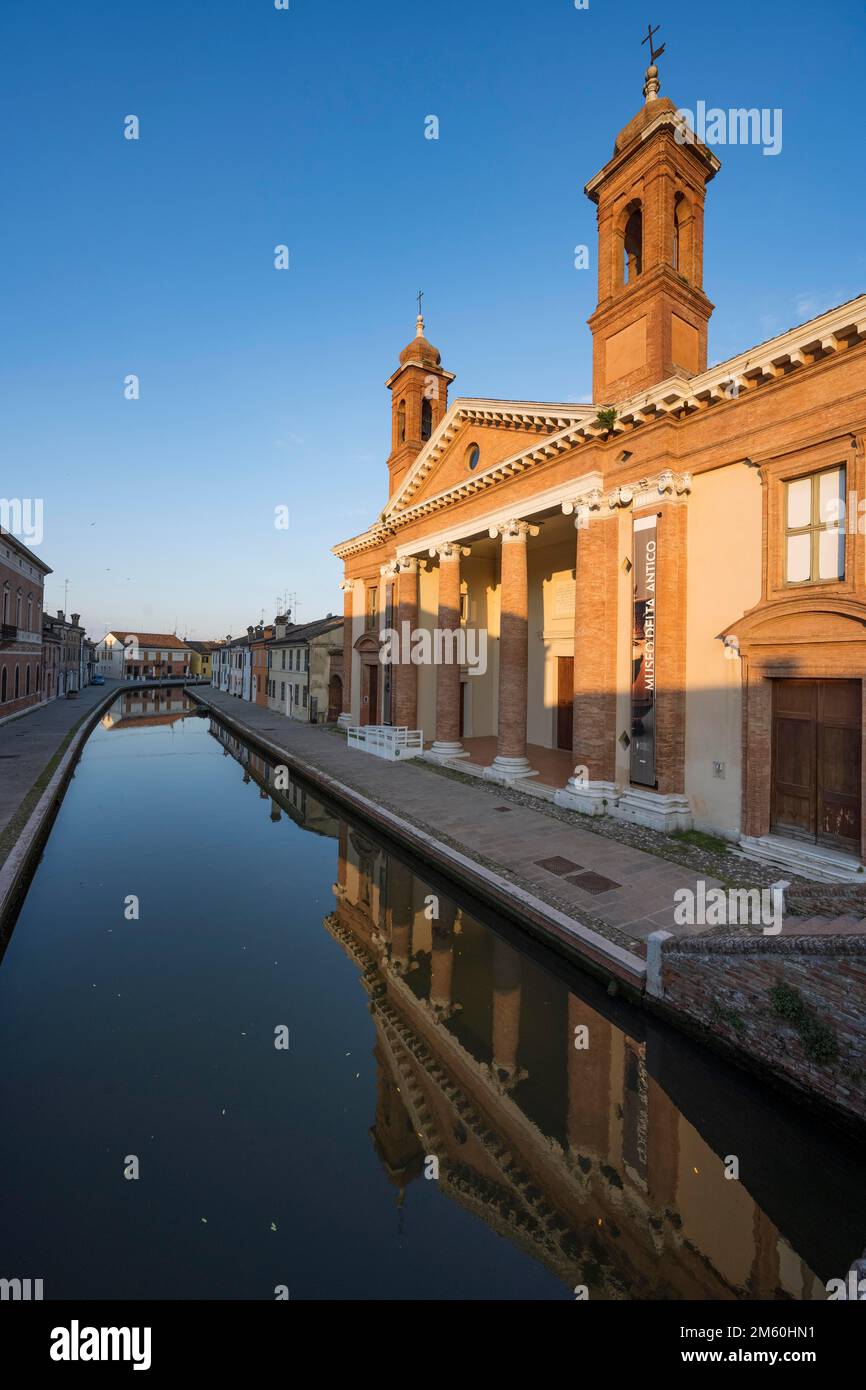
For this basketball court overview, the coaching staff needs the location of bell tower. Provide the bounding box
[385,303,454,501]
[585,44,720,404]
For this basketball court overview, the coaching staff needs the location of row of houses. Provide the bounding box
[93,631,219,682]
[212,613,344,723]
[0,528,96,723]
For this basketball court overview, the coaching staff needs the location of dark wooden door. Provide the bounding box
[772,679,861,849]
[556,656,574,751]
[361,662,378,726]
[367,662,378,725]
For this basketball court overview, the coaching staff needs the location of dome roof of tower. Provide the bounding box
[614,96,679,153]
[399,316,442,368]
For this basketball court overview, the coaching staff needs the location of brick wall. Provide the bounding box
[659,935,866,1125]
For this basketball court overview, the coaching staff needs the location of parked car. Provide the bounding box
[92,674,105,685]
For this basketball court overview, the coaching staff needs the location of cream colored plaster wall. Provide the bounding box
[528,539,575,748]
[418,563,438,739]
[463,555,498,738]
[685,464,762,837]
[676,1120,756,1291]
[350,580,363,724]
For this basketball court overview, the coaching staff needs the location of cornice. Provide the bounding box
[333,296,866,562]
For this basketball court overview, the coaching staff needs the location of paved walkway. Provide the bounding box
[192,688,727,952]
[0,683,122,849]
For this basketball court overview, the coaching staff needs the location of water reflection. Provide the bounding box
[209,716,866,1301]
[1,691,863,1301]
[101,688,196,731]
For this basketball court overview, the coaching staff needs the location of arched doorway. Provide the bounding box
[328,673,342,722]
[353,632,382,727]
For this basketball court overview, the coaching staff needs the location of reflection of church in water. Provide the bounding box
[328,830,837,1300]
[211,717,852,1300]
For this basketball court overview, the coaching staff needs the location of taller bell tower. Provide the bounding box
[586,56,720,404]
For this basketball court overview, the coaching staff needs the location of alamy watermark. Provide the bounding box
[674,880,784,935]
[0,498,44,546]
[379,622,487,676]
[675,102,782,156]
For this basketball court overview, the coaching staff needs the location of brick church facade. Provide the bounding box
[333,62,866,883]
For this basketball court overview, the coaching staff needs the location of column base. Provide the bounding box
[337,713,353,730]
[613,788,693,833]
[554,778,618,817]
[426,741,470,763]
[484,755,539,785]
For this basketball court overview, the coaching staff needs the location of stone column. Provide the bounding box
[492,937,524,1087]
[428,541,470,761]
[338,580,354,727]
[556,495,619,815]
[392,558,419,730]
[379,561,399,727]
[614,492,693,832]
[387,857,414,974]
[567,993,612,1158]
[487,519,538,782]
[430,901,458,1013]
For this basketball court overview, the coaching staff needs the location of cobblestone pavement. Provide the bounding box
[190,688,760,955]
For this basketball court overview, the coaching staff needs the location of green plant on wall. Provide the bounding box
[594,407,618,432]
[770,982,839,1065]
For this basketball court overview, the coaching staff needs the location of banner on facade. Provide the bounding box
[630,515,657,787]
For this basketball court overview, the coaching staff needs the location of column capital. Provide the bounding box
[562,487,604,527]
[395,555,429,574]
[339,579,355,592]
[379,561,400,578]
[428,541,471,561]
[488,518,540,542]
[604,471,693,512]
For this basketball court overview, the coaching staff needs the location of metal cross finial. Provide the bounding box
[417,289,424,317]
[642,22,665,64]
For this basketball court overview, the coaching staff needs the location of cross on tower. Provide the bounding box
[642,22,665,64]
[416,289,424,317]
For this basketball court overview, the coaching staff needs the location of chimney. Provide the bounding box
[57,610,64,621]
[71,613,80,625]
[274,614,287,640]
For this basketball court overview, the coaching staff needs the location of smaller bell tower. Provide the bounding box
[385,301,454,501]
[585,36,720,404]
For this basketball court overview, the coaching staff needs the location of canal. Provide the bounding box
[1,686,864,1300]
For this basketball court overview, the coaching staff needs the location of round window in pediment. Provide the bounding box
[466,442,480,471]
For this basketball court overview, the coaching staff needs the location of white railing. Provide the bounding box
[347,724,423,761]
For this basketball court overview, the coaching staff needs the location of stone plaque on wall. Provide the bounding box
[553,577,576,620]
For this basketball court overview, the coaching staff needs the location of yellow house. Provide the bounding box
[186,640,218,681]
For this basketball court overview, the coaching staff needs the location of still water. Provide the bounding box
[1,687,864,1300]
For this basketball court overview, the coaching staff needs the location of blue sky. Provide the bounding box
[2,0,864,639]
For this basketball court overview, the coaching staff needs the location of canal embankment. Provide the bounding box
[186,686,866,1131]
[0,680,197,938]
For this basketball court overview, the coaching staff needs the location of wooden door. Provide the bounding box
[817,680,861,848]
[361,662,378,726]
[370,663,379,723]
[772,679,861,850]
[556,656,574,751]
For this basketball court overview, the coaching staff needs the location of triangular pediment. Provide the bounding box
[385,398,594,518]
